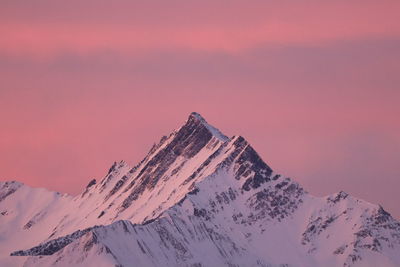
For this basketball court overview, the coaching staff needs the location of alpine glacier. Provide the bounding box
[1,112,399,267]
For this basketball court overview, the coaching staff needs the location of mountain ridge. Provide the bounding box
[1,113,399,267]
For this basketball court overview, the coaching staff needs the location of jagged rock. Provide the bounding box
[1,113,400,267]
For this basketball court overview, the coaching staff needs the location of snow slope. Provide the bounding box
[1,112,399,266]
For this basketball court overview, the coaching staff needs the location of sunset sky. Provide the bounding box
[1,1,399,218]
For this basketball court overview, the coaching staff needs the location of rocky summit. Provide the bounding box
[1,113,400,267]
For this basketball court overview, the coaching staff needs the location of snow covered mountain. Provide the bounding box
[1,112,400,267]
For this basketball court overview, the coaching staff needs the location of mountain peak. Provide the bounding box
[4,113,400,267]
[184,112,228,142]
[188,111,205,121]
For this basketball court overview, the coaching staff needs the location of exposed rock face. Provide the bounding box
[11,227,98,256]
[0,181,22,202]
[2,113,400,267]
[119,112,227,212]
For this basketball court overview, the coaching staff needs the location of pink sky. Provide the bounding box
[1,1,399,218]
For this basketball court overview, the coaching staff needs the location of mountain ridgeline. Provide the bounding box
[1,112,399,267]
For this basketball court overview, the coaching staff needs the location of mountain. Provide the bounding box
[1,112,399,267]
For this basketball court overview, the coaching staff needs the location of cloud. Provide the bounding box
[1,1,400,56]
